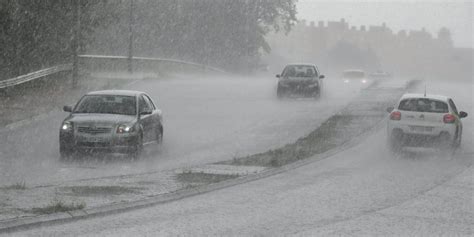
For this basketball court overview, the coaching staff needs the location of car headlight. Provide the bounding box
[117,124,134,134]
[279,81,290,87]
[362,79,367,83]
[308,81,319,88]
[61,121,73,131]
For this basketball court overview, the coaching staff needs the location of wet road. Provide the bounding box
[0,73,360,186]
[13,80,473,236]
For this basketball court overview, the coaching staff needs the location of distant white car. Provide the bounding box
[386,94,468,152]
[368,70,392,79]
[342,69,369,84]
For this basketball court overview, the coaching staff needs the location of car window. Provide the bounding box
[73,95,136,115]
[282,65,317,78]
[143,95,156,110]
[138,95,151,113]
[448,99,459,115]
[398,98,448,113]
[343,71,365,79]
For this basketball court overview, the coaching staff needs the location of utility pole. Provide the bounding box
[72,0,81,88]
[12,0,21,76]
[128,0,134,73]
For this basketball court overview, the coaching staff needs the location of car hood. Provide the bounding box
[280,77,318,85]
[65,113,137,126]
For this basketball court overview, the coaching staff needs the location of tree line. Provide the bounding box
[0,0,297,80]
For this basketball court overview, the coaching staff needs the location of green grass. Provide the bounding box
[32,201,85,215]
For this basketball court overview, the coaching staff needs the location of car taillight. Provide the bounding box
[443,114,456,123]
[390,111,401,120]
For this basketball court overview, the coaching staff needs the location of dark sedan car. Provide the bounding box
[59,90,163,160]
[276,64,325,98]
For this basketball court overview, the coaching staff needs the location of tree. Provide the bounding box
[0,0,116,80]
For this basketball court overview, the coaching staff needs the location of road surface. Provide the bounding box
[0,73,359,186]
[7,80,472,236]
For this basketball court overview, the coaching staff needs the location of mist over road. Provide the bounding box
[13,80,472,236]
[0,73,359,186]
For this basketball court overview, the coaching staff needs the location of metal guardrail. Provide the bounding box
[0,55,225,89]
[79,55,226,74]
[0,64,72,89]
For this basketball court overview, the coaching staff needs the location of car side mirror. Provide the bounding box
[276,74,281,78]
[140,110,152,116]
[386,107,394,113]
[459,111,468,118]
[63,105,72,112]
[319,75,325,79]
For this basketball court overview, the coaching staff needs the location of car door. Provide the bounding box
[138,95,154,143]
[448,98,462,137]
[314,66,322,88]
[143,94,161,133]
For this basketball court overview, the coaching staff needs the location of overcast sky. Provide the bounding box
[296,0,473,48]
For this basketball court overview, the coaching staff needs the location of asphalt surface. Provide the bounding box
[4,80,472,236]
[0,73,359,186]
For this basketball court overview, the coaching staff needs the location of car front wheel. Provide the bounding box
[130,134,143,160]
[277,86,285,98]
[156,125,163,145]
[59,144,74,161]
[313,88,321,99]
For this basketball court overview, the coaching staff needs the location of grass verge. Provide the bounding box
[63,186,144,197]
[221,114,372,167]
[220,87,408,167]
[31,201,85,215]
[0,182,26,190]
[176,172,239,185]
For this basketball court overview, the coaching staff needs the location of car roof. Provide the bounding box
[86,90,144,97]
[400,93,450,102]
[285,63,318,67]
[343,69,365,73]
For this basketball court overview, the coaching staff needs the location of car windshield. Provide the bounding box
[398,98,449,113]
[282,65,316,78]
[343,71,365,79]
[74,95,136,115]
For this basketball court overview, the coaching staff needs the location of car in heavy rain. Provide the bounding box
[276,64,325,98]
[386,93,468,152]
[59,90,163,160]
[342,69,370,85]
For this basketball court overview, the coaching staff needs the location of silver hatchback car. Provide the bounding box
[59,90,163,160]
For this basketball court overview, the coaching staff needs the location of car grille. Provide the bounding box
[77,141,110,147]
[77,126,112,135]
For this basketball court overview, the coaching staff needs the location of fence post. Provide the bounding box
[128,0,134,73]
[72,0,81,88]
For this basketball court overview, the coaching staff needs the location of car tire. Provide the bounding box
[59,144,74,161]
[439,132,455,151]
[156,125,163,145]
[389,129,403,154]
[454,128,462,148]
[277,86,285,98]
[313,88,321,99]
[130,134,143,160]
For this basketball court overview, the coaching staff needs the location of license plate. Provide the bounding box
[409,126,433,132]
[84,136,106,143]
